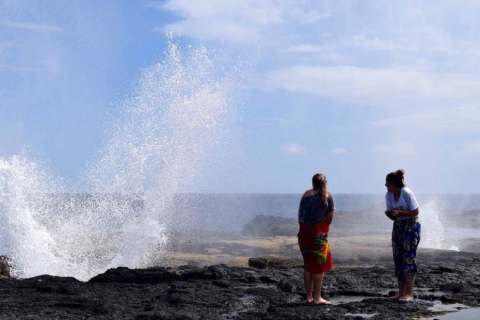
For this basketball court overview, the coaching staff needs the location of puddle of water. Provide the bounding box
[418,307,480,320]
[345,313,378,319]
[222,311,240,319]
[256,284,277,289]
[379,289,392,296]
[417,288,450,298]
[330,295,371,305]
[381,288,448,298]
[238,295,256,301]
[428,301,469,312]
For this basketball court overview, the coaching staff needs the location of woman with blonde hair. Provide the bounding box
[297,173,335,305]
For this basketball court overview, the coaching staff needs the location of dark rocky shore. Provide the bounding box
[1,254,480,319]
[2,213,480,319]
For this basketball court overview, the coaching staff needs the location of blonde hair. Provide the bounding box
[312,173,328,208]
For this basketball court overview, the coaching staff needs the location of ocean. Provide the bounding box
[170,193,480,235]
[1,192,479,280]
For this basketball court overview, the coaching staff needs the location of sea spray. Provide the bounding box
[0,41,244,280]
[419,199,445,249]
[0,153,65,277]
[86,40,243,270]
[420,197,461,251]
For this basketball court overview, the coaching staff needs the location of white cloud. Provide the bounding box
[287,44,333,53]
[339,31,480,63]
[152,0,329,44]
[289,7,330,24]
[453,141,480,157]
[154,22,259,43]
[330,147,347,155]
[284,143,307,155]
[264,65,480,109]
[341,35,401,51]
[3,22,62,33]
[373,105,480,133]
[151,0,282,43]
[341,27,455,54]
[285,44,343,62]
[374,142,416,155]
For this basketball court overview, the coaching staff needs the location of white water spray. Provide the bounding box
[0,153,65,277]
[0,41,243,280]
[420,198,459,251]
[419,200,445,249]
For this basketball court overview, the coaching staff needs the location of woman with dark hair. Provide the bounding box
[297,173,334,305]
[385,169,420,303]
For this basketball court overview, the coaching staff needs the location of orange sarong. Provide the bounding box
[297,220,333,274]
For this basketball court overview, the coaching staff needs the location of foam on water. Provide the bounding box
[0,40,243,280]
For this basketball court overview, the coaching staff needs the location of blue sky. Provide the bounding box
[1,0,480,193]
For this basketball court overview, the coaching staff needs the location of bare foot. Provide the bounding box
[306,294,313,304]
[388,293,403,301]
[313,298,331,305]
[398,295,414,303]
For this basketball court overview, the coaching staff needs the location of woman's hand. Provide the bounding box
[325,210,334,225]
[393,208,419,217]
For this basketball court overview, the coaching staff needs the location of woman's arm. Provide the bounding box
[392,208,419,218]
[393,189,419,217]
[325,210,334,226]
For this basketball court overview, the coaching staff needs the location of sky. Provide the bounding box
[1,0,480,194]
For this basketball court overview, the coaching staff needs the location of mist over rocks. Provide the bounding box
[240,209,389,239]
[1,259,480,319]
[242,214,298,237]
[159,210,480,269]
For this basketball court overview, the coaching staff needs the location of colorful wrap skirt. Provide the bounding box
[297,220,333,274]
[392,217,421,281]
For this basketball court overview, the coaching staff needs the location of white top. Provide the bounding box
[385,187,419,221]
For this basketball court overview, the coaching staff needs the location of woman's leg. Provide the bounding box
[304,269,313,303]
[399,220,421,302]
[389,279,406,301]
[389,222,405,300]
[401,273,415,301]
[312,272,330,304]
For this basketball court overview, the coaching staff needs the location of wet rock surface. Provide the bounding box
[0,256,11,278]
[1,257,480,319]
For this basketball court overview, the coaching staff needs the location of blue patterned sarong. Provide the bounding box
[392,217,421,280]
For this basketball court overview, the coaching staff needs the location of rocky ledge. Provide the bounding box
[1,256,480,319]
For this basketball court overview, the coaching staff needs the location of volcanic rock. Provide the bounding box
[248,257,302,269]
[0,256,11,278]
[1,256,480,319]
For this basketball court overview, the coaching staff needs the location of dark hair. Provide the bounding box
[386,169,405,188]
[312,173,328,207]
